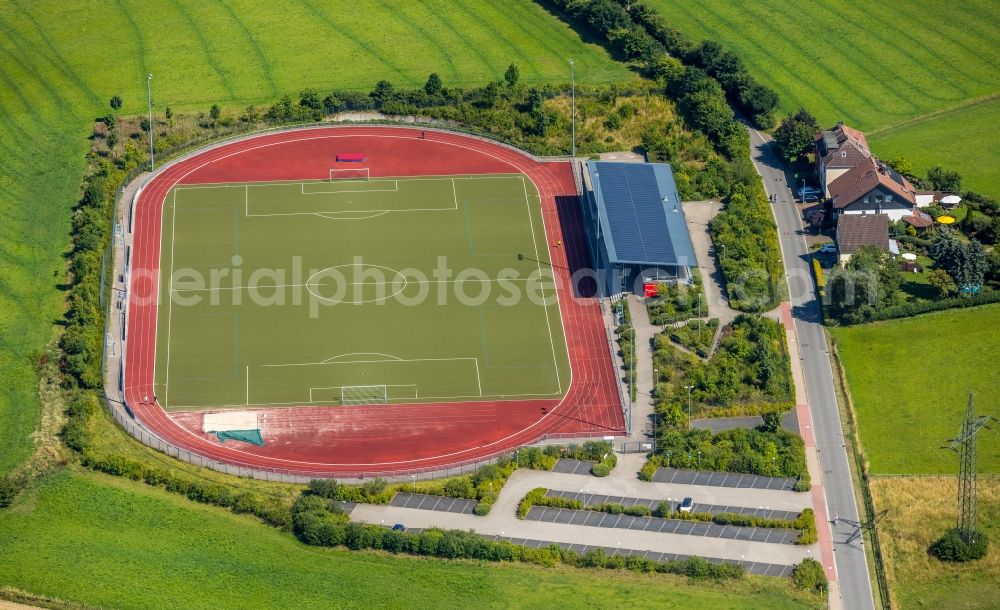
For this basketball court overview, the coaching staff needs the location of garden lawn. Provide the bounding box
[0,469,822,610]
[870,477,1000,610]
[645,0,1000,194]
[832,304,1000,474]
[0,0,629,473]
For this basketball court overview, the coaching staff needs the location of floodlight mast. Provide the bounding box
[146,73,155,171]
[568,59,575,159]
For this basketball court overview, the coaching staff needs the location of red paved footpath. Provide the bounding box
[124,126,624,477]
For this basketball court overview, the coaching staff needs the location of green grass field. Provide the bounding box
[0,0,628,473]
[646,0,1000,193]
[832,304,1000,474]
[155,174,568,409]
[868,98,1000,199]
[0,470,822,610]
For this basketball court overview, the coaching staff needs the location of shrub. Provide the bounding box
[624,504,651,517]
[473,501,492,516]
[792,558,828,593]
[0,477,19,508]
[307,478,339,499]
[931,528,990,562]
[591,462,611,477]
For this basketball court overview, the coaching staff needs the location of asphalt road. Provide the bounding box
[748,128,876,610]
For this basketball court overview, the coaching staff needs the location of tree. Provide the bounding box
[164,105,173,126]
[931,228,988,292]
[504,62,520,87]
[927,165,962,192]
[209,104,221,122]
[370,80,395,106]
[480,81,501,108]
[886,156,912,177]
[774,109,819,161]
[299,88,321,110]
[928,268,958,298]
[760,411,782,434]
[109,95,122,112]
[424,72,443,96]
[650,55,684,85]
[847,245,900,302]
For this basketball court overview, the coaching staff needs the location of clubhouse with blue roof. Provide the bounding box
[580,160,697,297]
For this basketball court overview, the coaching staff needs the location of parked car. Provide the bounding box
[818,243,837,254]
[392,523,406,531]
[798,186,822,197]
[679,497,694,512]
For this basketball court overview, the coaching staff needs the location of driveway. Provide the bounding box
[682,199,739,326]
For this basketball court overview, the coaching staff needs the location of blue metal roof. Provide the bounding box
[587,161,697,267]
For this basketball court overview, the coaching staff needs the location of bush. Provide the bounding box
[0,477,20,508]
[792,558,828,593]
[473,501,493,516]
[931,528,990,562]
[591,462,611,477]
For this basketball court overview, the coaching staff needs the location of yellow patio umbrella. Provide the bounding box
[937,215,956,224]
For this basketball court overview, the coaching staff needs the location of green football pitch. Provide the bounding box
[153,173,570,411]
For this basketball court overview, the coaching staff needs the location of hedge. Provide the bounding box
[833,288,1000,325]
[293,498,745,580]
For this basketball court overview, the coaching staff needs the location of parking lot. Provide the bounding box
[389,492,477,514]
[651,467,798,491]
[551,459,595,475]
[526,506,801,545]
[545,490,801,521]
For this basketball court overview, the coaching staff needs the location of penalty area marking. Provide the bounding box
[308,384,418,403]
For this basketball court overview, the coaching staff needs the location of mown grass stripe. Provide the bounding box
[216,0,278,97]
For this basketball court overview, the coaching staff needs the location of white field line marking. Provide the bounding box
[474,358,483,396]
[174,173,524,190]
[170,277,533,292]
[258,356,479,368]
[300,181,398,195]
[164,189,178,406]
[169,390,562,410]
[451,177,458,210]
[308,384,416,402]
[322,352,403,362]
[521,175,561,394]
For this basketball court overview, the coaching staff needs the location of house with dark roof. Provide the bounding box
[836,213,891,264]
[815,122,872,197]
[828,157,917,221]
[581,160,697,296]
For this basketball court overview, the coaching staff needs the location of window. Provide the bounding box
[841,151,847,158]
[886,194,893,202]
[864,196,870,204]
[875,195,883,203]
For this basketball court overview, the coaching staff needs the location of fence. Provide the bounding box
[100,120,621,481]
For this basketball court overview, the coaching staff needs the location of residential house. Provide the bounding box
[836,213,893,265]
[828,157,917,221]
[815,122,871,197]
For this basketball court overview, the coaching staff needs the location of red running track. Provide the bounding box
[124,126,624,477]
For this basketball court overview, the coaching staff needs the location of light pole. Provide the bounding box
[568,59,576,159]
[684,384,694,429]
[146,73,155,171]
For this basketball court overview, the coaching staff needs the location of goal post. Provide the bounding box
[329,167,370,182]
[341,384,387,405]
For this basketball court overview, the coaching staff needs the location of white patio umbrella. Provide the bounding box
[940,195,962,205]
[902,252,917,261]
